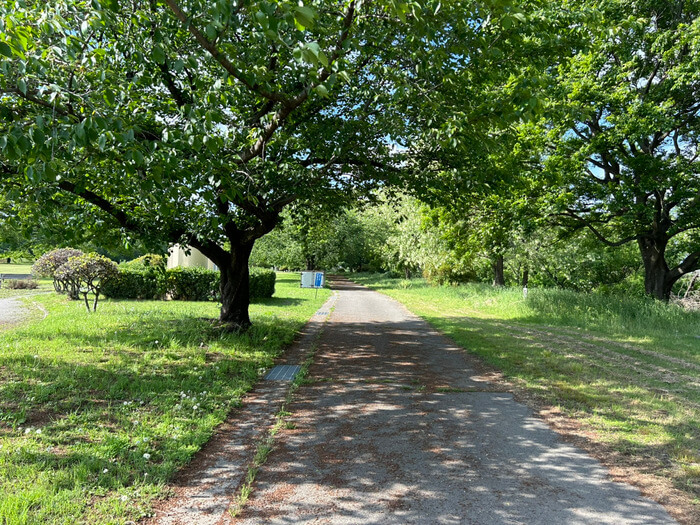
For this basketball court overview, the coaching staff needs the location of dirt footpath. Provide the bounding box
[233,278,676,524]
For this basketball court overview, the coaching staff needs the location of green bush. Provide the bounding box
[167,267,220,301]
[102,266,167,300]
[103,260,276,302]
[121,253,166,270]
[250,267,275,299]
[6,279,39,290]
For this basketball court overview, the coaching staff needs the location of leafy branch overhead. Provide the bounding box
[0,0,503,328]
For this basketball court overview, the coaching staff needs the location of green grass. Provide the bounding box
[0,263,34,276]
[0,273,330,524]
[354,274,700,502]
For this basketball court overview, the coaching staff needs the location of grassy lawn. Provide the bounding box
[354,274,700,506]
[0,272,329,524]
[0,263,34,275]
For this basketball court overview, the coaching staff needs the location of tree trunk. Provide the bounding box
[219,242,254,330]
[521,266,529,288]
[492,254,505,287]
[638,236,673,301]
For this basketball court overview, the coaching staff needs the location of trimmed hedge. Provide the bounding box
[101,266,167,300]
[103,266,276,301]
[167,267,219,301]
[250,267,275,299]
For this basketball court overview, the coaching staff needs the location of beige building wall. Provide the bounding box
[167,245,218,271]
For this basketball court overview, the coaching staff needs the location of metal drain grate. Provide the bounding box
[264,365,302,381]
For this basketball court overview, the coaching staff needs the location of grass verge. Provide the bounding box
[354,274,700,509]
[0,272,330,524]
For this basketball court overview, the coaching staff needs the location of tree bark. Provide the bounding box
[492,254,505,287]
[638,236,673,301]
[218,241,254,330]
[521,266,529,288]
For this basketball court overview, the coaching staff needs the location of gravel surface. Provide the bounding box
[0,298,29,325]
[232,278,676,525]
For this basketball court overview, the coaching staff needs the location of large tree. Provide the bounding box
[544,0,700,300]
[0,0,450,328]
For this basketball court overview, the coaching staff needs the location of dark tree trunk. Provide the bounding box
[218,241,254,330]
[492,254,505,287]
[638,236,673,301]
[521,266,529,288]
[305,257,315,271]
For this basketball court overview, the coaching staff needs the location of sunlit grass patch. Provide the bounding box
[0,272,329,524]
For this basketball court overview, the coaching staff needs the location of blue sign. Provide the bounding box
[314,272,324,288]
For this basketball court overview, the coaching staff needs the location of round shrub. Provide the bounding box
[55,253,118,310]
[31,248,84,293]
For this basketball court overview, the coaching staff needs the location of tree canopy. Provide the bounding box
[0,0,466,327]
[542,0,700,300]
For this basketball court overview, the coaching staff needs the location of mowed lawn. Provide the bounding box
[0,273,329,524]
[0,263,34,275]
[354,275,700,509]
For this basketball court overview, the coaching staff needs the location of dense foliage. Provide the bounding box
[540,0,700,299]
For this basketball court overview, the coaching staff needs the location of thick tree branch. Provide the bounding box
[667,250,700,284]
[56,181,142,232]
[553,211,636,247]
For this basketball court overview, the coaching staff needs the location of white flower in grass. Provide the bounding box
[35,429,42,435]
[120,495,128,502]
[193,404,199,411]
[24,428,32,434]
[143,453,151,460]
[103,468,109,474]
[33,355,39,359]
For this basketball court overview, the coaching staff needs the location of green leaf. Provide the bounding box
[205,24,217,40]
[104,88,116,105]
[315,84,329,97]
[98,134,106,151]
[152,45,166,65]
[294,6,316,30]
[17,78,27,95]
[0,42,12,58]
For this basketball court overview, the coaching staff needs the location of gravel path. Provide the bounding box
[0,297,29,326]
[232,278,676,524]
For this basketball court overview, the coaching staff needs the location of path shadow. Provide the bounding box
[237,313,677,524]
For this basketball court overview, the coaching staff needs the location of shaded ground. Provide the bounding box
[232,278,676,524]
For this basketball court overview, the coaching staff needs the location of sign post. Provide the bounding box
[301,271,325,297]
